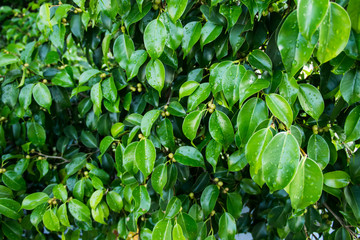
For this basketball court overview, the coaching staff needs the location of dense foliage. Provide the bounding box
[0,0,360,239]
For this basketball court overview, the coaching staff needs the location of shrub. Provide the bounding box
[0,0,359,239]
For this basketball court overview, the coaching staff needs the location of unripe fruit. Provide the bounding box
[164,105,168,110]
[100,73,107,79]
[84,171,89,176]
[312,125,318,132]
[137,87,142,92]
[161,112,166,117]
[209,103,216,110]
[130,86,136,92]
[165,111,170,117]
[26,155,31,159]
[137,83,142,88]
[217,181,223,187]
[208,108,214,113]
[210,210,216,216]
[121,26,126,33]
[152,3,159,10]
[138,133,144,139]
[24,63,29,68]
[189,192,194,199]
[155,0,161,4]
[168,153,174,159]
[42,79,48,84]
[214,178,219,182]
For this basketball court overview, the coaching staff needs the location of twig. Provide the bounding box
[36,152,70,165]
[323,202,358,239]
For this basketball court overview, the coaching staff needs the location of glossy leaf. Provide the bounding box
[262,132,300,192]
[33,83,52,111]
[174,146,205,168]
[200,185,219,217]
[344,106,360,142]
[209,110,234,148]
[340,69,360,105]
[298,84,324,121]
[135,139,156,179]
[182,22,202,58]
[218,212,236,240]
[265,93,293,128]
[144,19,167,59]
[146,59,165,96]
[167,0,187,22]
[152,163,167,197]
[182,110,204,142]
[141,110,160,137]
[179,81,199,100]
[307,134,330,170]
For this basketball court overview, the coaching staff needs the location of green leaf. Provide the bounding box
[152,220,172,240]
[218,212,236,240]
[152,163,167,197]
[237,98,268,146]
[136,139,156,179]
[187,83,211,112]
[182,22,202,58]
[277,11,318,77]
[245,128,273,174]
[222,64,246,108]
[80,131,98,149]
[324,171,350,188]
[265,93,293,128]
[263,132,300,192]
[335,228,351,240]
[30,203,47,230]
[19,84,34,110]
[21,192,50,210]
[27,122,46,147]
[146,59,165,96]
[52,184,67,203]
[168,101,186,117]
[200,22,223,49]
[288,157,323,209]
[159,13,184,50]
[173,223,186,240]
[167,0,187,22]
[177,213,197,240]
[0,53,20,67]
[307,134,330,170]
[340,69,360,105]
[102,77,117,103]
[279,74,299,105]
[182,110,204,142]
[174,146,205,168]
[344,185,360,222]
[52,70,74,88]
[90,82,102,115]
[297,0,329,40]
[99,136,114,160]
[248,49,272,74]
[298,84,324,121]
[205,139,222,172]
[2,170,26,191]
[200,185,219,217]
[317,3,351,63]
[239,70,270,106]
[57,204,70,227]
[0,198,21,220]
[43,209,60,232]
[141,109,160,137]
[345,106,360,142]
[123,142,139,174]
[73,179,85,201]
[156,118,176,152]
[0,186,13,199]
[179,81,200,100]
[144,19,167,59]
[79,69,101,85]
[33,83,52,111]
[348,0,360,33]
[133,185,151,214]
[209,110,234,148]
[68,199,91,223]
[90,189,104,209]
[106,191,123,212]
[219,4,242,31]
[210,61,232,94]
[114,34,134,69]
[227,192,243,219]
[111,123,125,138]
[165,196,181,219]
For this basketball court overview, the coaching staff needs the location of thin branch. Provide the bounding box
[323,202,358,239]
[36,152,70,165]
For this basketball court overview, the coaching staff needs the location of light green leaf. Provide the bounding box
[141,109,161,137]
[222,64,246,108]
[146,59,165,96]
[43,209,60,232]
[239,70,269,106]
[263,132,300,192]
[152,163,167,197]
[52,184,68,203]
[57,204,70,227]
[206,139,222,172]
[298,84,324,121]
[265,93,293,128]
[248,49,272,74]
[348,0,360,33]
[179,81,200,100]
[340,69,360,105]
[90,82,102,115]
[324,171,351,188]
[174,146,205,168]
[90,189,104,209]
[187,83,211,112]
[144,19,167,59]
[156,118,175,152]
[0,53,20,67]
[33,83,52,111]
[277,11,318,77]
[200,22,223,49]
[133,185,151,214]
[307,134,329,170]
[167,0,187,22]
[106,191,123,212]
[52,70,74,87]
[79,69,101,85]
[68,199,91,222]
[344,106,360,142]
[227,192,243,219]
[182,22,202,58]
[135,139,156,179]
[0,198,21,220]
[114,34,134,69]
[19,84,34,110]
[123,142,139,174]
[102,77,117,103]
[218,212,236,240]
[159,13,184,50]
[209,110,234,148]
[173,223,186,240]
[297,0,329,40]
[317,2,351,63]
[27,122,46,147]
[288,157,323,209]
[200,185,219,217]
[245,128,273,174]
[237,98,268,146]
[152,220,173,240]
[165,196,181,219]
[182,110,204,142]
[126,50,148,80]
[219,4,242,31]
